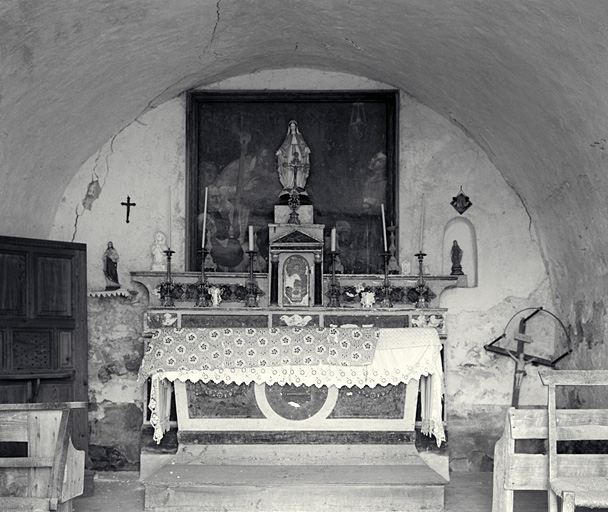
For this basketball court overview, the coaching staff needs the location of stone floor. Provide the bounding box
[72,471,608,511]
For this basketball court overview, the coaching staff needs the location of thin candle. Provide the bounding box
[419,195,425,252]
[331,227,336,252]
[381,204,388,252]
[168,187,172,248]
[201,187,208,249]
[248,225,254,251]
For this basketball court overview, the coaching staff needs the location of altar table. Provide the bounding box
[139,326,445,446]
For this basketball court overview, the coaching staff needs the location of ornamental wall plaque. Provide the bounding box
[451,186,472,215]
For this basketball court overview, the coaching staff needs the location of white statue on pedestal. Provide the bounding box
[150,231,168,271]
[276,120,311,200]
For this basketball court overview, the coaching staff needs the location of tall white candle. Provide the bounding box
[201,187,208,249]
[168,187,172,248]
[381,204,388,252]
[331,227,336,252]
[419,195,425,252]
[248,225,254,251]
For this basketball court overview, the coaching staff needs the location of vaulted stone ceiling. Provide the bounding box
[1,0,608,310]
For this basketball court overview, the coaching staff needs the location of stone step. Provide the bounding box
[143,463,447,511]
[141,443,450,481]
[176,443,425,464]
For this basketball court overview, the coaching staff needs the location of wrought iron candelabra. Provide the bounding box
[245,250,259,307]
[160,248,176,307]
[381,251,393,308]
[415,251,429,308]
[327,250,341,308]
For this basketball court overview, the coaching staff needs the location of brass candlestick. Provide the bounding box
[245,250,259,307]
[381,251,393,308]
[415,251,429,308]
[327,250,341,308]
[160,248,176,307]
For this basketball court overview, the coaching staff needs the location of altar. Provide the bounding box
[132,109,463,510]
[139,325,445,446]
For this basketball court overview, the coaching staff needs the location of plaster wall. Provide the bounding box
[50,68,551,471]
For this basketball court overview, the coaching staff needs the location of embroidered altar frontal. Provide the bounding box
[140,327,445,447]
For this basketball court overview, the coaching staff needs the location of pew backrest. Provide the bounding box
[0,402,86,511]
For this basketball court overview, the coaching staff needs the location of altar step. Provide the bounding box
[143,463,446,512]
[142,445,447,512]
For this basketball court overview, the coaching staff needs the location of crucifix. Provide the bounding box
[484,307,571,407]
[121,195,136,223]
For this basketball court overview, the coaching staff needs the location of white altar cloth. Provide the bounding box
[139,327,445,446]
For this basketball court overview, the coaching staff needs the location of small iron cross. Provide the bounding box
[121,196,136,223]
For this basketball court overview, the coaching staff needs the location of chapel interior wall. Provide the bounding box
[49,68,552,472]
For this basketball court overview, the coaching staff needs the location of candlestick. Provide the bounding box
[328,250,341,308]
[245,250,259,307]
[381,251,392,308]
[201,187,208,249]
[168,187,172,248]
[415,251,429,308]
[418,195,425,252]
[248,226,254,251]
[331,227,336,252]
[160,248,176,307]
[381,204,388,252]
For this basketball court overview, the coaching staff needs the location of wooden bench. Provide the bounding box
[540,370,608,512]
[492,406,549,512]
[0,402,86,511]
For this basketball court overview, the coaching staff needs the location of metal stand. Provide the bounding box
[381,251,392,308]
[196,248,210,307]
[327,250,341,308]
[415,251,429,308]
[160,248,176,307]
[245,250,259,307]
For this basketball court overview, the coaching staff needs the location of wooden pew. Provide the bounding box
[0,402,86,512]
[492,406,548,512]
[540,370,608,512]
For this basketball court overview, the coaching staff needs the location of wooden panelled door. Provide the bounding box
[0,236,88,457]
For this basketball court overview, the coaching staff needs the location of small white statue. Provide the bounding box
[360,291,376,308]
[150,231,168,271]
[209,286,222,307]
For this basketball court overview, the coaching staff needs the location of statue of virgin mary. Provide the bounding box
[276,120,311,200]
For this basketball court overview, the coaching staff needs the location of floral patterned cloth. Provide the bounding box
[139,327,445,447]
[140,327,378,376]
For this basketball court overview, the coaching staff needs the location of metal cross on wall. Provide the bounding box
[121,196,136,223]
[484,307,572,408]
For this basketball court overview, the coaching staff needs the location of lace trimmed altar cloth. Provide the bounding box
[139,326,445,446]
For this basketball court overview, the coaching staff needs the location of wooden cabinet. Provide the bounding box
[0,236,88,457]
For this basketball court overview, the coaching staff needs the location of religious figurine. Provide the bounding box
[150,231,168,271]
[276,120,311,202]
[209,286,222,307]
[451,240,464,275]
[103,241,120,290]
[360,291,376,308]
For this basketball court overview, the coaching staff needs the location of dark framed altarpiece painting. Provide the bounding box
[186,90,398,274]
